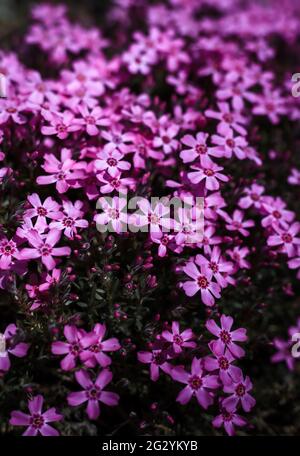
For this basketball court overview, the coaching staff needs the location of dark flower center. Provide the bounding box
[219,330,231,344]
[197,275,209,288]
[188,375,202,390]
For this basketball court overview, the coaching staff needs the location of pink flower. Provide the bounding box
[51,325,85,371]
[41,110,81,139]
[267,222,300,257]
[49,200,88,239]
[20,229,71,270]
[80,323,120,367]
[0,324,29,373]
[238,184,265,210]
[153,125,179,154]
[195,246,235,288]
[222,375,256,413]
[212,408,247,436]
[161,322,196,354]
[182,261,221,307]
[205,102,247,136]
[219,209,255,237]
[187,157,229,191]
[261,197,295,229]
[211,126,248,160]
[67,369,119,420]
[205,347,242,385]
[25,193,63,229]
[77,105,110,136]
[36,148,85,194]
[206,315,247,359]
[95,149,131,176]
[10,395,62,436]
[137,349,172,381]
[94,196,128,233]
[271,337,295,371]
[180,132,221,165]
[0,236,20,270]
[172,357,219,408]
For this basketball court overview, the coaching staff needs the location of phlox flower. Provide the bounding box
[206,315,247,359]
[205,347,242,385]
[227,246,251,270]
[205,102,247,136]
[51,325,85,371]
[153,125,179,154]
[212,407,247,436]
[195,246,235,288]
[10,395,62,436]
[25,193,63,229]
[238,184,265,210]
[36,148,85,194]
[267,222,300,258]
[67,369,119,420]
[180,132,221,165]
[161,322,196,354]
[211,126,248,160]
[102,128,134,154]
[94,196,128,233]
[0,236,20,270]
[95,149,131,176]
[187,157,229,191]
[0,324,29,372]
[172,357,219,408]
[271,337,296,371]
[222,375,256,413]
[49,200,88,239]
[182,261,221,307]
[77,105,110,136]
[0,99,26,124]
[80,323,120,367]
[20,229,71,270]
[219,209,255,237]
[41,110,82,139]
[137,349,172,381]
[261,197,295,230]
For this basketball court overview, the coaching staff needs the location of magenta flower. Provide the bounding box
[212,408,247,436]
[180,132,221,165]
[67,369,119,420]
[238,184,265,210]
[80,323,120,367]
[219,209,255,237]
[187,157,229,191]
[161,322,196,354]
[25,193,63,229]
[267,222,300,257]
[222,375,256,413]
[211,126,248,160]
[20,229,71,270]
[204,347,242,385]
[77,105,110,136]
[10,395,62,436]
[0,236,20,270]
[206,315,248,359]
[195,246,235,288]
[172,357,219,408]
[153,125,179,155]
[49,200,88,239]
[271,337,295,371]
[94,196,128,233]
[182,261,221,307]
[41,110,81,139]
[205,102,247,136]
[36,148,85,194]
[95,149,131,176]
[0,324,29,372]
[137,349,172,381]
[51,325,84,371]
